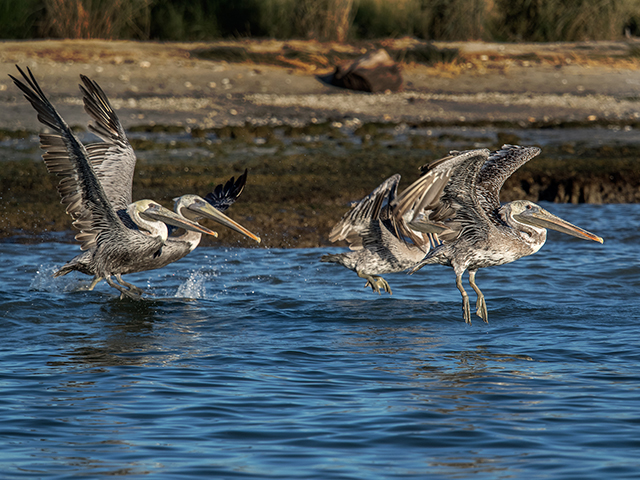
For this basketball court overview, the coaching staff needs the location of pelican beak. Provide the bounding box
[188,199,261,243]
[516,207,604,243]
[141,204,218,237]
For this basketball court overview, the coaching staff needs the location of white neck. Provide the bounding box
[128,205,169,242]
[501,205,547,255]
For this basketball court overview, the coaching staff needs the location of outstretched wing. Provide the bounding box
[394,149,491,243]
[10,67,125,251]
[393,153,461,225]
[475,144,541,212]
[203,169,248,212]
[80,74,137,212]
[328,174,401,250]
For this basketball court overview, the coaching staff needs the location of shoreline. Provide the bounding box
[1,39,639,248]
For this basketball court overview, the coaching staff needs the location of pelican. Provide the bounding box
[10,66,223,298]
[77,70,259,245]
[55,171,260,291]
[54,74,261,292]
[321,170,447,294]
[400,145,603,324]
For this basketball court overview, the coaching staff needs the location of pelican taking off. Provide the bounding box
[400,145,603,324]
[10,66,221,298]
[321,160,455,294]
[54,171,260,293]
[56,74,260,292]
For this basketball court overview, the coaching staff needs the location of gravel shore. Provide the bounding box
[1,39,639,130]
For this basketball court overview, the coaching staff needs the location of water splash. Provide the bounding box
[29,264,89,293]
[175,270,209,299]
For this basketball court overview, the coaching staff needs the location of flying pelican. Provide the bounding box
[10,66,223,298]
[51,74,260,293]
[56,171,260,292]
[320,164,452,294]
[77,71,259,247]
[399,145,604,324]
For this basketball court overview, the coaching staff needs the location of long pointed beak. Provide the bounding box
[189,201,261,243]
[520,209,604,243]
[142,204,218,237]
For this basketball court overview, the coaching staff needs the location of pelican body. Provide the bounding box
[55,171,260,290]
[321,174,434,294]
[321,150,461,294]
[402,145,603,324]
[11,66,259,298]
[10,67,222,298]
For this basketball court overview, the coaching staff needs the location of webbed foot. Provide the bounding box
[115,274,146,295]
[358,272,392,295]
[475,295,488,323]
[462,296,472,325]
[364,276,392,295]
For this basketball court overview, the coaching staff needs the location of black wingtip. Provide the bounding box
[203,169,249,212]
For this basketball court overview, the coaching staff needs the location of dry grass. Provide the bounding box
[5,0,636,41]
[41,0,151,39]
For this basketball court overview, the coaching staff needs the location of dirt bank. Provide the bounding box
[1,39,639,248]
[1,39,640,129]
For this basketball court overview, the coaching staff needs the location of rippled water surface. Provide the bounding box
[1,203,639,479]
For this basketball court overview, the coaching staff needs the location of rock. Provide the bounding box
[331,49,403,93]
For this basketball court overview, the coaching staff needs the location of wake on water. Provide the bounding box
[29,264,218,300]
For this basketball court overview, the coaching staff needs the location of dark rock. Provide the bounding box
[331,49,403,93]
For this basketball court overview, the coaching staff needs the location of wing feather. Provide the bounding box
[79,74,137,211]
[10,66,125,251]
[328,174,401,250]
[476,144,541,211]
[203,169,248,212]
[393,149,491,244]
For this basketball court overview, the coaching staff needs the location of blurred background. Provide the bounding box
[1,0,639,42]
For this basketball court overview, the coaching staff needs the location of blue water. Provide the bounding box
[1,202,639,479]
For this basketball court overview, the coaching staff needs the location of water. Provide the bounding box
[1,202,639,479]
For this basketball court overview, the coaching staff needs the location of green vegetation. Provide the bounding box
[0,0,637,41]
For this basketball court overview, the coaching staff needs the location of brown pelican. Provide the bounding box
[59,75,260,292]
[56,171,260,292]
[321,171,447,294]
[10,66,223,298]
[10,66,255,298]
[400,145,604,324]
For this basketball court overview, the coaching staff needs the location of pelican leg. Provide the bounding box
[455,273,472,325]
[357,271,392,295]
[468,270,488,324]
[115,274,146,295]
[104,276,141,300]
[86,276,103,291]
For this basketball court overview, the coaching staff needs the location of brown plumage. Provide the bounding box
[403,145,604,324]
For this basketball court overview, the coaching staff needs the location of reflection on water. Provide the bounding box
[1,207,640,480]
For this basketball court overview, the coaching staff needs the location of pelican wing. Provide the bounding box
[80,74,137,212]
[476,144,541,212]
[393,153,460,225]
[10,67,127,251]
[394,149,491,243]
[203,169,248,212]
[328,174,401,250]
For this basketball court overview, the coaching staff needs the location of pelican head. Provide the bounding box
[173,194,261,243]
[509,200,603,243]
[133,199,218,237]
